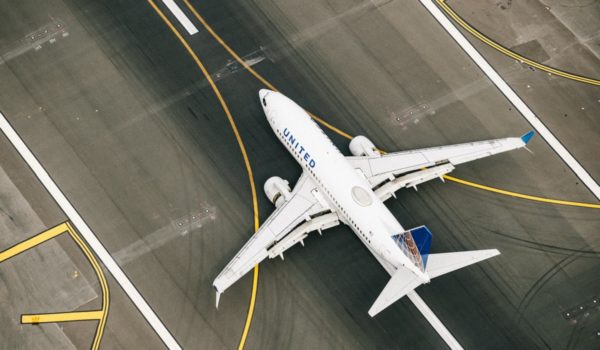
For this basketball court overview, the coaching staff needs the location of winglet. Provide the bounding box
[216,291,221,309]
[521,130,535,144]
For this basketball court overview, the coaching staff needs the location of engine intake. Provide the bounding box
[349,135,379,157]
[264,176,291,207]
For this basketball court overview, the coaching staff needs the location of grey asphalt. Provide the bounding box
[0,0,598,349]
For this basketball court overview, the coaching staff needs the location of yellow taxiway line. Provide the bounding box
[65,221,110,350]
[182,0,600,210]
[147,2,600,349]
[146,1,261,349]
[0,223,66,262]
[436,0,600,86]
[444,175,600,209]
[0,222,109,349]
[22,310,104,324]
[182,0,353,140]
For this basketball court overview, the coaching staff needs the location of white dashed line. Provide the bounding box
[161,0,198,35]
[419,0,600,201]
[0,112,182,350]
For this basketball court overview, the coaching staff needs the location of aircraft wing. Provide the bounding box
[213,172,339,299]
[348,132,533,201]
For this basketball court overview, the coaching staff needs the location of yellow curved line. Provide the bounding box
[437,0,600,86]
[66,222,110,350]
[238,265,259,350]
[184,1,599,210]
[145,0,259,230]
[182,0,354,140]
[443,175,600,208]
[146,1,262,349]
[0,222,109,349]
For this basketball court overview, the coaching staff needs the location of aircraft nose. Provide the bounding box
[259,89,273,108]
[259,89,272,100]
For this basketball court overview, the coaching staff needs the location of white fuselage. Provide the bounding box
[260,90,428,281]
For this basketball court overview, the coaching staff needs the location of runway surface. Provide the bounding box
[0,0,598,349]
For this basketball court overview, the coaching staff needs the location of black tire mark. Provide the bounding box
[516,253,580,325]
[472,223,600,258]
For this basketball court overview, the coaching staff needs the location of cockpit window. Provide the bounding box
[262,98,267,106]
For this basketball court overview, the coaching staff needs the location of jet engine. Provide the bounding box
[264,176,291,207]
[349,135,379,157]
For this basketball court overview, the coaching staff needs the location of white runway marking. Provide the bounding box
[407,291,463,350]
[161,0,198,35]
[419,0,600,201]
[0,112,182,350]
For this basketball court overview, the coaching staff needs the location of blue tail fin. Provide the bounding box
[409,226,432,267]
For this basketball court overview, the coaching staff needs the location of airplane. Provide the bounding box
[214,89,534,318]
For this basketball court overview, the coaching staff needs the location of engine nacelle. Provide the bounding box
[264,176,292,207]
[349,135,379,157]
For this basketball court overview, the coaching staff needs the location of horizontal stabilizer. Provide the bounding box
[425,249,500,279]
[368,267,423,317]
